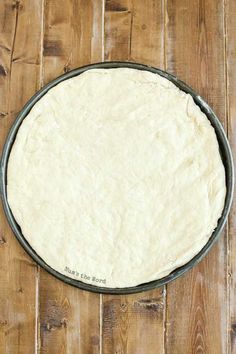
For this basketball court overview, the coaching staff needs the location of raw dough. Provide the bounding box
[7,68,226,288]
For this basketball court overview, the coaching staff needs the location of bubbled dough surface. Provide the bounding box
[7,68,226,288]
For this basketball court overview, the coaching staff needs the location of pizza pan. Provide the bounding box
[0,62,234,294]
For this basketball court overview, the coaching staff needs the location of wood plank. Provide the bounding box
[103,290,165,354]
[105,10,132,61]
[0,0,43,353]
[43,0,103,82]
[165,1,227,353]
[129,0,164,66]
[103,1,166,353]
[39,1,103,353]
[40,273,101,354]
[226,1,236,353]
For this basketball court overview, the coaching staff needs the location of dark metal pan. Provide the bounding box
[0,61,234,294]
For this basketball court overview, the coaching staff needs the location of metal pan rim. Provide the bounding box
[0,61,234,294]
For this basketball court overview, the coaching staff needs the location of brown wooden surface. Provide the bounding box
[165,1,228,353]
[226,1,236,353]
[0,1,42,353]
[0,0,235,353]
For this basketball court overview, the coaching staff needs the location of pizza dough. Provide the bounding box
[7,68,226,288]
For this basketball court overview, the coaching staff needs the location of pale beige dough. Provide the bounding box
[7,68,226,288]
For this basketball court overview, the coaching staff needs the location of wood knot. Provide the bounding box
[135,298,164,313]
[0,65,8,76]
[120,303,128,312]
[0,112,7,120]
[105,0,128,12]
[232,323,236,334]
[12,0,23,10]
[0,236,6,245]
[43,40,63,57]
[0,320,8,327]
[231,323,236,347]
[61,318,67,328]
[63,63,71,73]
[41,301,68,333]
[42,318,67,332]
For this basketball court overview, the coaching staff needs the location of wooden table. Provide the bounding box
[0,0,235,353]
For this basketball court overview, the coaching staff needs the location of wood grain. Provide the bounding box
[0,1,43,353]
[39,1,103,353]
[0,0,235,353]
[103,1,166,353]
[43,0,103,82]
[40,273,101,354]
[165,1,227,353]
[103,290,166,354]
[226,1,236,353]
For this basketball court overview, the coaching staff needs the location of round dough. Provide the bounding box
[7,68,226,288]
